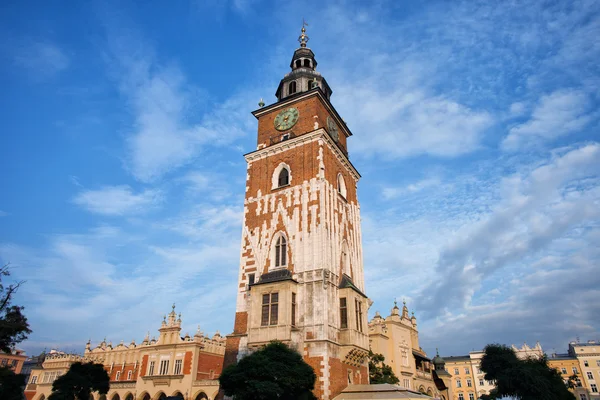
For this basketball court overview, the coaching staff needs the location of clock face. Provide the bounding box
[274,108,299,131]
[327,116,339,141]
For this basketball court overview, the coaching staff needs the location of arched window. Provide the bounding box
[288,81,297,95]
[304,59,311,68]
[275,236,287,267]
[295,60,301,68]
[337,174,347,198]
[278,168,289,187]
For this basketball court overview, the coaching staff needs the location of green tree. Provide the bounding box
[0,263,31,400]
[48,362,110,400]
[219,341,317,400]
[368,350,399,384]
[479,344,575,400]
[0,264,32,353]
[0,364,26,400]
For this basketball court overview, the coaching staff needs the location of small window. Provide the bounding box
[591,384,598,393]
[275,236,287,267]
[281,133,290,141]
[304,59,310,68]
[30,375,38,384]
[159,360,169,375]
[454,368,459,375]
[261,293,279,326]
[465,367,470,374]
[458,393,464,400]
[580,394,587,400]
[288,81,297,94]
[456,379,462,388]
[584,360,589,367]
[479,379,484,386]
[469,394,474,400]
[115,371,121,381]
[295,60,301,68]
[337,174,347,198]
[278,168,289,187]
[148,361,155,376]
[248,273,255,285]
[587,371,594,380]
[340,298,348,329]
[466,379,472,387]
[174,359,182,375]
[355,299,363,332]
[562,368,567,374]
[127,370,132,380]
[291,293,297,327]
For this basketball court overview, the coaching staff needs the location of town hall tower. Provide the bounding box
[224,26,370,400]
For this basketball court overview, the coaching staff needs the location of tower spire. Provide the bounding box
[298,19,309,48]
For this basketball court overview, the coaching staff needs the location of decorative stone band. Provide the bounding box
[192,379,220,387]
[245,128,360,182]
[110,382,136,389]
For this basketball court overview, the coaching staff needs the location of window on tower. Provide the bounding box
[261,293,279,326]
[295,60,301,68]
[275,236,287,267]
[288,80,297,95]
[337,173,347,199]
[304,59,310,68]
[278,168,289,187]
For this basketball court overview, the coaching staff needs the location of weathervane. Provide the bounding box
[299,18,309,47]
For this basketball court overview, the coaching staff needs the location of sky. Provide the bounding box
[0,0,598,358]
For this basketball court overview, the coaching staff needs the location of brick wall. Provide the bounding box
[140,354,148,377]
[196,352,224,380]
[304,354,324,400]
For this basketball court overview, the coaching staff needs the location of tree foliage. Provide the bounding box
[48,362,110,400]
[219,341,317,400]
[479,344,575,400]
[0,365,26,400]
[0,264,31,353]
[368,350,399,385]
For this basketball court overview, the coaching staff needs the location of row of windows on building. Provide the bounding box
[274,166,347,199]
[146,359,183,376]
[457,394,476,400]
[455,378,492,388]
[0,358,19,367]
[287,78,319,96]
[259,292,363,332]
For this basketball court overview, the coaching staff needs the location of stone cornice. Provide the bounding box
[244,129,361,181]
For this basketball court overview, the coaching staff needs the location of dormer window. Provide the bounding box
[288,81,297,95]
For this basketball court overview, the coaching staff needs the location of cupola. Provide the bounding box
[275,23,333,101]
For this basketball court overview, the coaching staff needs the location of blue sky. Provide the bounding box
[1,0,598,357]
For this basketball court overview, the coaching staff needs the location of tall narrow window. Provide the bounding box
[278,168,289,187]
[291,293,297,327]
[248,273,255,285]
[338,174,347,198]
[295,60,301,68]
[127,370,132,380]
[275,236,287,267]
[174,359,182,375]
[355,299,363,332]
[30,375,37,384]
[261,293,279,326]
[148,361,155,376]
[288,81,297,94]
[115,371,121,381]
[340,298,348,328]
[159,359,169,375]
[304,59,311,68]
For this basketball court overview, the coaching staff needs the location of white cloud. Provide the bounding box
[382,178,442,200]
[503,89,593,150]
[73,185,163,216]
[419,143,600,316]
[14,41,69,78]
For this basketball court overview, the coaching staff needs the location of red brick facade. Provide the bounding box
[196,352,224,380]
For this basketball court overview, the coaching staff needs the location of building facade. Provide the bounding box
[548,354,588,400]
[442,342,543,399]
[0,348,27,374]
[567,340,600,399]
[368,301,440,397]
[24,306,225,400]
[223,26,370,400]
